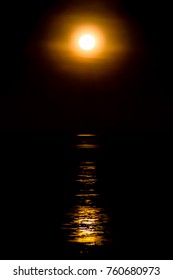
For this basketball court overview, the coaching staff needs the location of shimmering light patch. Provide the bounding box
[66,205,109,245]
[76,178,96,185]
[75,193,99,197]
[75,134,99,149]
[77,134,97,137]
[76,144,98,149]
[62,160,111,246]
[77,162,97,185]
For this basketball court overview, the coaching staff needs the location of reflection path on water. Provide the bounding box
[62,159,111,250]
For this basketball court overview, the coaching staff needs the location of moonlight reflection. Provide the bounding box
[62,161,111,247]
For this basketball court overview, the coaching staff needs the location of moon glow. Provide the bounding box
[78,34,96,51]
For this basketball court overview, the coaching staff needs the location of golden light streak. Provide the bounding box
[67,205,109,245]
[75,144,98,149]
[77,134,96,137]
[62,161,110,246]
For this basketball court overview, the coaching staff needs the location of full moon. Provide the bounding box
[78,34,96,51]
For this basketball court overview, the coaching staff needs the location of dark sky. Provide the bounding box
[1,0,172,132]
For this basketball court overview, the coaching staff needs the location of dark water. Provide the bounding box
[62,149,112,256]
[59,135,113,258]
[63,160,110,244]
[0,132,172,259]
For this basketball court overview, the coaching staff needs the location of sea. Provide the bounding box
[0,131,172,259]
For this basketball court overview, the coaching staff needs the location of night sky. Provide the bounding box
[1,0,172,132]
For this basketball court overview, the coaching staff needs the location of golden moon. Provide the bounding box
[78,34,96,51]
